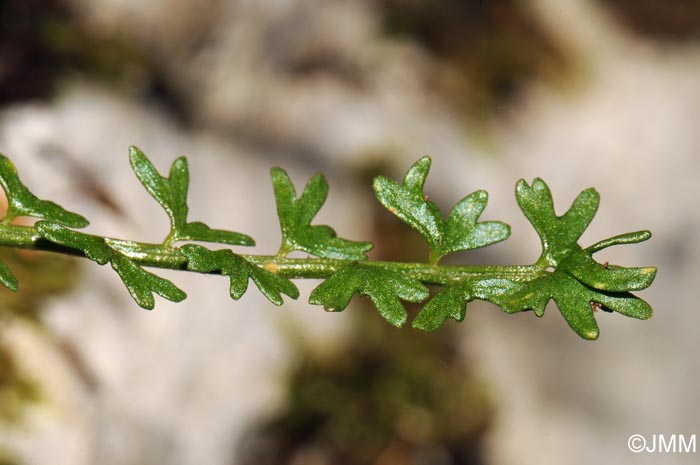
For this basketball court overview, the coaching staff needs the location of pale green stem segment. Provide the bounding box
[0,224,545,285]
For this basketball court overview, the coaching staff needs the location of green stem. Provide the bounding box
[428,249,443,267]
[245,257,543,284]
[0,224,546,285]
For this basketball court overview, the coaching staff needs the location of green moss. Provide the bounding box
[238,314,494,465]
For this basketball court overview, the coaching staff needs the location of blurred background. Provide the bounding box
[0,0,699,464]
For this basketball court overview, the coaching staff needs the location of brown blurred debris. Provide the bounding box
[380,0,573,119]
[597,0,700,42]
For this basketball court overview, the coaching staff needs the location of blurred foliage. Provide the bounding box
[0,450,20,465]
[0,0,181,113]
[598,0,700,42]
[0,335,41,425]
[380,0,572,121]
[237,316,493,465]
[0,248,79,323]
[0,0,70,103]
[0,246,79,463]
[0,246,78,422]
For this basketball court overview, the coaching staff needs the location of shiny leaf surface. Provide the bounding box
[0,260,17,291]
[129,146,254,246]
[36,221,113,264]
[515,178,599,266]
[412,279,519,331]
[500,271,653,340]
[271,167,372,259]
[374,157,509,262]
[181,244,299,305]
[111,254,186,309]
[36,221,187,309]
[0,154,88,227]
[309,263,429,327]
